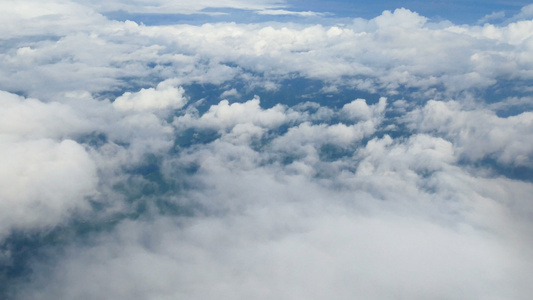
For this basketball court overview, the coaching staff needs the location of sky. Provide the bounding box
[1,0,533,299]
[103,0,533,25]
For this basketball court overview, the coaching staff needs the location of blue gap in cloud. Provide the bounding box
[287,0,530,24]
[460,157,533,183]
[182,75,381,113]
[481,79,533,117]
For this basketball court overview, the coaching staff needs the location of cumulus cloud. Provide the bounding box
[13,105,533,299]
[370,8,427,29]
[113,82,187,113]
[0,91,91,139]
[0,137,97,238]
[220,88,240,99]
[2,4,533,102]
[2,1,533,300]
[178,96,289,130]
[0,91,99,238]
[407,100,533,167]
[342,97,386,121]
[0,86,177,239]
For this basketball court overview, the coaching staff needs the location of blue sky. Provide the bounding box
[105,0,533,25]
[1,1,533,299]
[289,0,530,22]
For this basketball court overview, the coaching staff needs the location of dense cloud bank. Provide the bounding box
[1,1,533,299]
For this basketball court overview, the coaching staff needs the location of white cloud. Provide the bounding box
[2,2,533,299]
[220,88,240,99]
[256,9,324,17]
[370,8,427,29]
[267,97,387,153]
[406,100,533,167]
[127,9,532,96]
[113,82,187,113]
[0,0,106,38]
[18,212,527,300]
[477,11,506,24]
[76,0,287,14]
[2,4,533,102]
[342,97,387,121]
[508,4,533,22]
[14,125,533,299]
[0,87,179,239]
[175,96,290,132]
[0,91,91,139]
[0,137,97,238]
[0,91,99,236]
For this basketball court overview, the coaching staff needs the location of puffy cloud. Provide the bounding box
[406,100,533,167]
[2,2,533,300]
[5,92,533,300]
[370,8,427,29]
[220,88,240,99]
[0,91,91,139]
[175,96,290,133]
[342,97,387,121]
[0,91,98,237]
[2,3,533,102]
[0,87,179,241]
[113,82,187,113]
[0,137,97,238]
[13,121,533,299]
[123,9,531,98]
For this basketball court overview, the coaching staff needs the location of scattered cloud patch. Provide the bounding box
[77,0,288,14]
[113,82,187,113]
[477,11,506,24]
[256,9,325,17]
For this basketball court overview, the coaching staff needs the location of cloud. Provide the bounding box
[113,81,187,113]
[17,211,528,300]
[119,9,531,97]
[477,11,506,24]
[406,100,533,167]
[342,97,386,121]
[0,91,91,139]
[370,8,427,29]
[0,0,106,39]
[508,4,533,22]
[0,86,179,241]
[0,137,97,238]
[220,88,240,99]
[2,1,533,299]
[76,0,287,14]
[175,96,290,132]
[2,4,533,103]
[256,9,325,17]
[13,114,533,299]
[0,91,99,238]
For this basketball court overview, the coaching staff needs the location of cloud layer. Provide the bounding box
[1,1,533,299]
